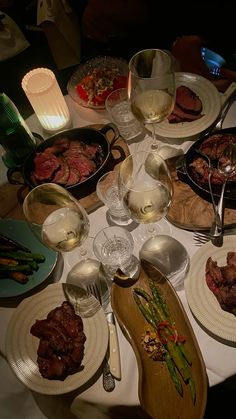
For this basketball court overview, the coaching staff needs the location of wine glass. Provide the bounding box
[118,150,189,288]
[23,183,90,256]
[128,49,175,149]
[118,150,172,238]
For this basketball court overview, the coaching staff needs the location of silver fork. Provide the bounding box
[193,231,212,246]
[86,281,116,392]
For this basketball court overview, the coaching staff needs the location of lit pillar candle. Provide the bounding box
[22,68,71,132]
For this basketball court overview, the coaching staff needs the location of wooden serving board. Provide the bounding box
[112,260,208,419]
[0,125,130,220]
[166,156,236,230]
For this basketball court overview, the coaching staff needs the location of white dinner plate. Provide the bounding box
[185,235,236,342]
[155,72,221,139]
[5,283,109,395]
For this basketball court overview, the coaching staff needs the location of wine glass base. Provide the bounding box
[132,218,172,245]
[63,236,95,272]
[139,235,190,290]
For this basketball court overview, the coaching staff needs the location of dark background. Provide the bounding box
[1,0,236,119]
[1,1,236,417]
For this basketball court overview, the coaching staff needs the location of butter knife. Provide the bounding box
[104,302,121,380]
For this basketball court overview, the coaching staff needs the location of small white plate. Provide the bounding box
[185,236,236,342]
[155,72,221,139]
[5,283,108,395]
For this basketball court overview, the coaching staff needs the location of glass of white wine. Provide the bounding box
[128,48,175,149]
[119,150,189,287]
[23,183,90,255]
[118,150,172,239]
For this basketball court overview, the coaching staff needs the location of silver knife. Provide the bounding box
[104,302,121,380]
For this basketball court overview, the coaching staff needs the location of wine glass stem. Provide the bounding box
[150,124,159,150]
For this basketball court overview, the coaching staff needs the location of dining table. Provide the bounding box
[1,85,236,419]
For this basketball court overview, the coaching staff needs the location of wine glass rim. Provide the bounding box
[128,48,172,75]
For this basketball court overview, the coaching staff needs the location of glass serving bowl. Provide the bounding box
[67,56,128,109]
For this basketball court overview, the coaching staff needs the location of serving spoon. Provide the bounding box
[194,143,236,246]
[216,143,236,234]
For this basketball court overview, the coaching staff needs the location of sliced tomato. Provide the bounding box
[76,84,88,101]
[93,89,113,106]
[76,75,94,101]
[113,75,128,90]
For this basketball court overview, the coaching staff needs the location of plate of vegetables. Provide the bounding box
[67,56,128,109]
[0,219,58,298]
[112,260,208,419]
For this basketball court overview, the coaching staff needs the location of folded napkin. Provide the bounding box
[171,35,236,92]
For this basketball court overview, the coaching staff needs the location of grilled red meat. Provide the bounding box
[51,156,70,185]
[30,301,86,380]
[206,253,236,315]
[33,152,60,181]
[189,133,236,187]
[176,85,202,114]
[65,153,96,181]
[31,138,104,187]
[168,85,203,123]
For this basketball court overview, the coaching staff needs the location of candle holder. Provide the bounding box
[21,67,71,133]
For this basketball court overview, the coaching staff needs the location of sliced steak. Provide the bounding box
[65,154,97,181]
[176,85,202,115]
[44,137,70,155]
[168,103,203,123]
[168,85,203,123]
[51,156,70,185]
[33,152,60,181]
[66,167,81,186]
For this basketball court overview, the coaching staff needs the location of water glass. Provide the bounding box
[93,226,138,279]
[96,170,131,225]
[105,88,142,140]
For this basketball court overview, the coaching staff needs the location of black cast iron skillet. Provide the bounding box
[7,123,124,200]
[176,127,236,208]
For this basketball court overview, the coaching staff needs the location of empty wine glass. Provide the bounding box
[128,49,175,149]
[23,183,90,256]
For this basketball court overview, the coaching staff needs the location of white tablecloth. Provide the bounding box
[1,93,236,419]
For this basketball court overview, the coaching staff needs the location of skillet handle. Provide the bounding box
[99,123,120,146]
[100,123,126,165]
[175,155,188,183]
[7,167,25,185]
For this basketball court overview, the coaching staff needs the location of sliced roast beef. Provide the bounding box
[176,85,202,114]
[66,167,81,186]
[168,103,203,123]
[168,85,203,124]
[65,153,96,181]
[51,156,70,185]
[64,140,102,160]
[31,138,104,187]
[33,152,60,181]
[44,137,70,155]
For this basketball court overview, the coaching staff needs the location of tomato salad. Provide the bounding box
[75,67,127,107]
